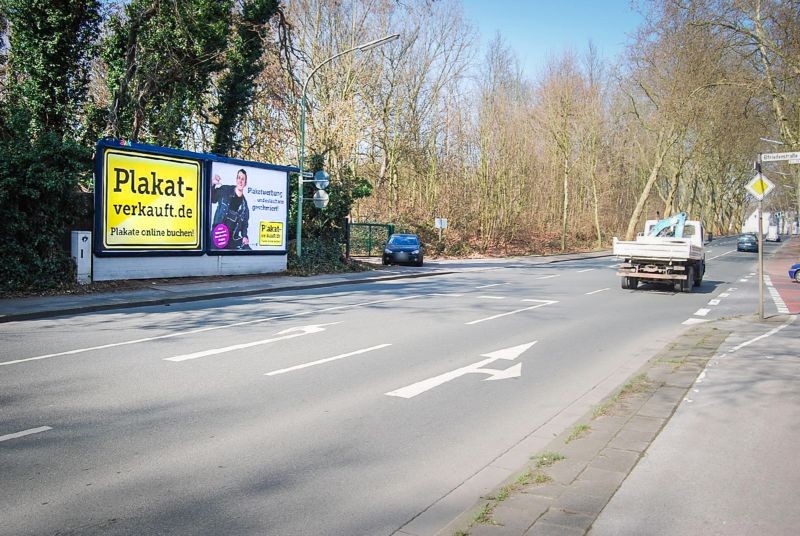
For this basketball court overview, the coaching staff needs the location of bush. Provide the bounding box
[0,122,93,292]
[286,237,372,276]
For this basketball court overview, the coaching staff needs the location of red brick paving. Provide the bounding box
[765,236,800,314]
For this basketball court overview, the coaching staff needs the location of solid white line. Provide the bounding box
[585,288,609,295]
[265,344,392,376]
[1,295,420,367]
[478,296,505,300]
[476,283,504,289]
[731,317,795,352]
[577,269,595,273]
[534,275,559,280]
[428,293,464,297]
[0,426,52,443]
[695,308,711,317]
[466,300,557,325]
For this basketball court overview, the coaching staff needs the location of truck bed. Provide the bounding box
[612,236,704,261]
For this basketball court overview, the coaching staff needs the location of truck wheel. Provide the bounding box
[621,277,629,289]
[683,267,695,293]
[628,277,638,289]
[695,262,705,285]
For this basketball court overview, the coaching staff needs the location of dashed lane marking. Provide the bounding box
[0,426,52,443]
[585,288,609,295]
[1,296,420,367]
[682,318,709,325]
[265,344,392,376]
[466,299,558,325]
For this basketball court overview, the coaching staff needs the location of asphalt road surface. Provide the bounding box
[1,237,784,536]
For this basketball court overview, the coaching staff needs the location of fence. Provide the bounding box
[349,223,394,257]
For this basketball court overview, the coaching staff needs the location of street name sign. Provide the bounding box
[745,172,775,200]
[761,151,800,163]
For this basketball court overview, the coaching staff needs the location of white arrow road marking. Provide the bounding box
[385,341,536,399]
[265,344,392,376]
[466,300,557,325]
[164,322,340,362]
[0,426,52,443]
[480,363,522,380]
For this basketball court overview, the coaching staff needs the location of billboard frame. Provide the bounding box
[94,139,296,257]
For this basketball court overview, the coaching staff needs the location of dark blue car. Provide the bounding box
[382,233,423,266]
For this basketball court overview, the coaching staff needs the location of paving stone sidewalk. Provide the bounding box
[441,323,731,536]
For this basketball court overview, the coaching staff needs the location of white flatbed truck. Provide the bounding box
[613,213,706,292]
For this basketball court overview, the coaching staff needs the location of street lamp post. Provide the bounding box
[296,33,399,258]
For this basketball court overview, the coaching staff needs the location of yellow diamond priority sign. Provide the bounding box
[745,173,775,200]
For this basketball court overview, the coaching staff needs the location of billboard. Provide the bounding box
[94,140,294,257]
[100,148,202,251]
[208,162,288,252]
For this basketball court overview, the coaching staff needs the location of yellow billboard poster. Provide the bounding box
[259,221,284,246]
[103,149,202,250]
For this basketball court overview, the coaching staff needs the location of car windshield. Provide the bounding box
[388,235,419,246]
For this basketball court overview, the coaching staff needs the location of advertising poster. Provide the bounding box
[101,148,202,251]
[209,162,288,252]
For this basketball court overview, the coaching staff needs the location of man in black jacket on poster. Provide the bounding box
[211,168,250,249]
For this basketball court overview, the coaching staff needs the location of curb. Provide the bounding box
[440,320,733,536]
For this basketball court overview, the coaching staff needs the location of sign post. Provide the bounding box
[434,217,448,241]
[746,163,776,319]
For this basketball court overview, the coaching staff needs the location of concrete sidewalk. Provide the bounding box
[590,314,800,536]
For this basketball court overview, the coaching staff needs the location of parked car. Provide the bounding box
[382,233,423,266]
[737,233,758,252]
[790,262,800,283]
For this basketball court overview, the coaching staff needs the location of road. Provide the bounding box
[0,237,785,536]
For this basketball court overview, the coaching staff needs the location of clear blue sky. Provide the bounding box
[461,0,644,78]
